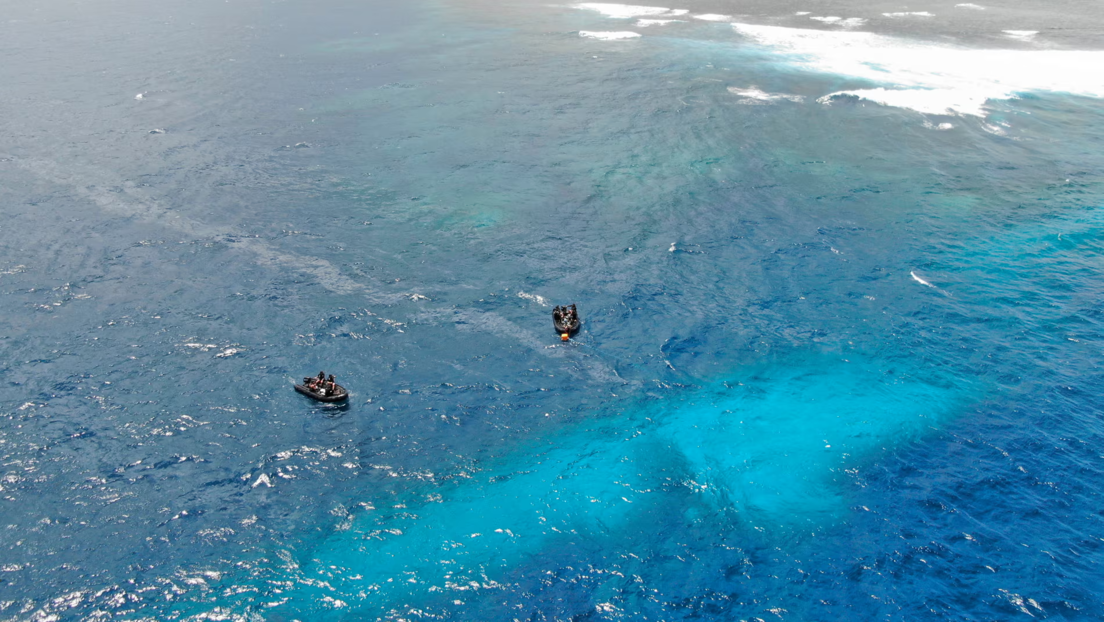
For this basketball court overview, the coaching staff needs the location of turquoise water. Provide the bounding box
[2,0,1104,620]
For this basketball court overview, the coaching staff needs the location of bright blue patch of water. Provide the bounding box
[273,353,973,619]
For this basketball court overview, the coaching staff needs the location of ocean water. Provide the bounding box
[2,0,1104,620]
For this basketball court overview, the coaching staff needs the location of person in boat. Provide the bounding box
[327,374,337,393]
[568,304,578,324]
[558,305,573,325]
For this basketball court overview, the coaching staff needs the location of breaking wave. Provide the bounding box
[731,23,1104,117]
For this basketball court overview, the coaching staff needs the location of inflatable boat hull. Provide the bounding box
[553,316,580,335]
[295,383,349,402]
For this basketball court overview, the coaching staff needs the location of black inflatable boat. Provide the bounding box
[553,305,580,336]
[295,380,349,402]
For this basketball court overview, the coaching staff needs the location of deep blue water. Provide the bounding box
[2,0,1104,620]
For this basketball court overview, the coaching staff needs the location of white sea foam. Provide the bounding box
[574,3,679,18]
[981,121,1008,135]
[728,86,805,103]
[795,12,810,16]
[910,271,935,287]
[636,18,681,26]
[809,16,867,27]
[923,121,955,130]
[517,291,549,306]
[693,14,732,22]
[1003,30,1038,41]
[819,87,993,116]
[883,11,934,18]
[731,23,1104,117]
[955,3,985,9]
[579,30,642,40]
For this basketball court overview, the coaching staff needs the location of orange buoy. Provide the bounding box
[561,333,570,341]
